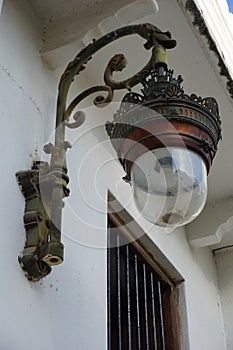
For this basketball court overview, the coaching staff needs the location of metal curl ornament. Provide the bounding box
[64,111,86,129]
[64,85,114,129]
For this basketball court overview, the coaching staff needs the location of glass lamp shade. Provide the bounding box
[131,147,207,228]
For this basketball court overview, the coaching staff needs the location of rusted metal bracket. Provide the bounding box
[16,161,69,281]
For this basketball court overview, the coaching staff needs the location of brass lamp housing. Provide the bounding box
[106,70,222,182]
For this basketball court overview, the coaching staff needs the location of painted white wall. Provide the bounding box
[187,197,233,248]
[215,248,233,350]
[0,1,107,349]
[0,0,228,349]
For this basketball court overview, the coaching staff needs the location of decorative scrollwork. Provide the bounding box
[103,26,177,93]
[64,85,113,129]
[56,23,176,133]
[64,111,86,129]
[113,92,144,120]
[56,23,177,134]
[165,83,185,97]
[186,94,220,121]
[138,69,221,125]
[201,97,220,120]
[138,23,177,50]
[103,52,152,91]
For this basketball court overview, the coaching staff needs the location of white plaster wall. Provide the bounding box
[215,248,233,350]
[0,0,228,350]
[0,1,107,349]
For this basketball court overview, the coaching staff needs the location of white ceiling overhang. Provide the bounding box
[20,0,233,250]
[29,0,156,52]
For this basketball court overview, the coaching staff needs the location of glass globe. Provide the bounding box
[131,147,207,228]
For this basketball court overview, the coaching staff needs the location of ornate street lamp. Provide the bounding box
[16,23,221,281]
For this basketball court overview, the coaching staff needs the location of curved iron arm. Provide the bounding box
[55,23,176,144]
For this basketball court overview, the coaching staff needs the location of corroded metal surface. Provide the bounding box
[106,69,222,180]
[16,161,69,281]
[59,23,176,132]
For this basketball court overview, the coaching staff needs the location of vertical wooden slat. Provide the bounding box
[160,282,180,350]
[107,237,111,350]
[152,278,165,349]
[143,263,150,350]
[116,234,122,350]
[125,245,132,349]
[120,243,128,349]
[169,288,181,350]
[129,246,137,350]
[158,281,166,350]
[108,224,118,350]
[135,254,142,350]
[150,273,158,350]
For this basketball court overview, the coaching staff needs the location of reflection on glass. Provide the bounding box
[131,147,207,228]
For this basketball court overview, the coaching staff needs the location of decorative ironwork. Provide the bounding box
[109,69,221,137]
[16,23,177,280]
[107,68,222,181]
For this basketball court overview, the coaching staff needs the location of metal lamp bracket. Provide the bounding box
[16,23,179,281]
[16,161,69,281]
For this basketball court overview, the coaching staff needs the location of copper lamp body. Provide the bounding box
[106,69,222,227]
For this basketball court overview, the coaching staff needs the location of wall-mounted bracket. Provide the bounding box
[16,161,69,281]
[16,23,178,280]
